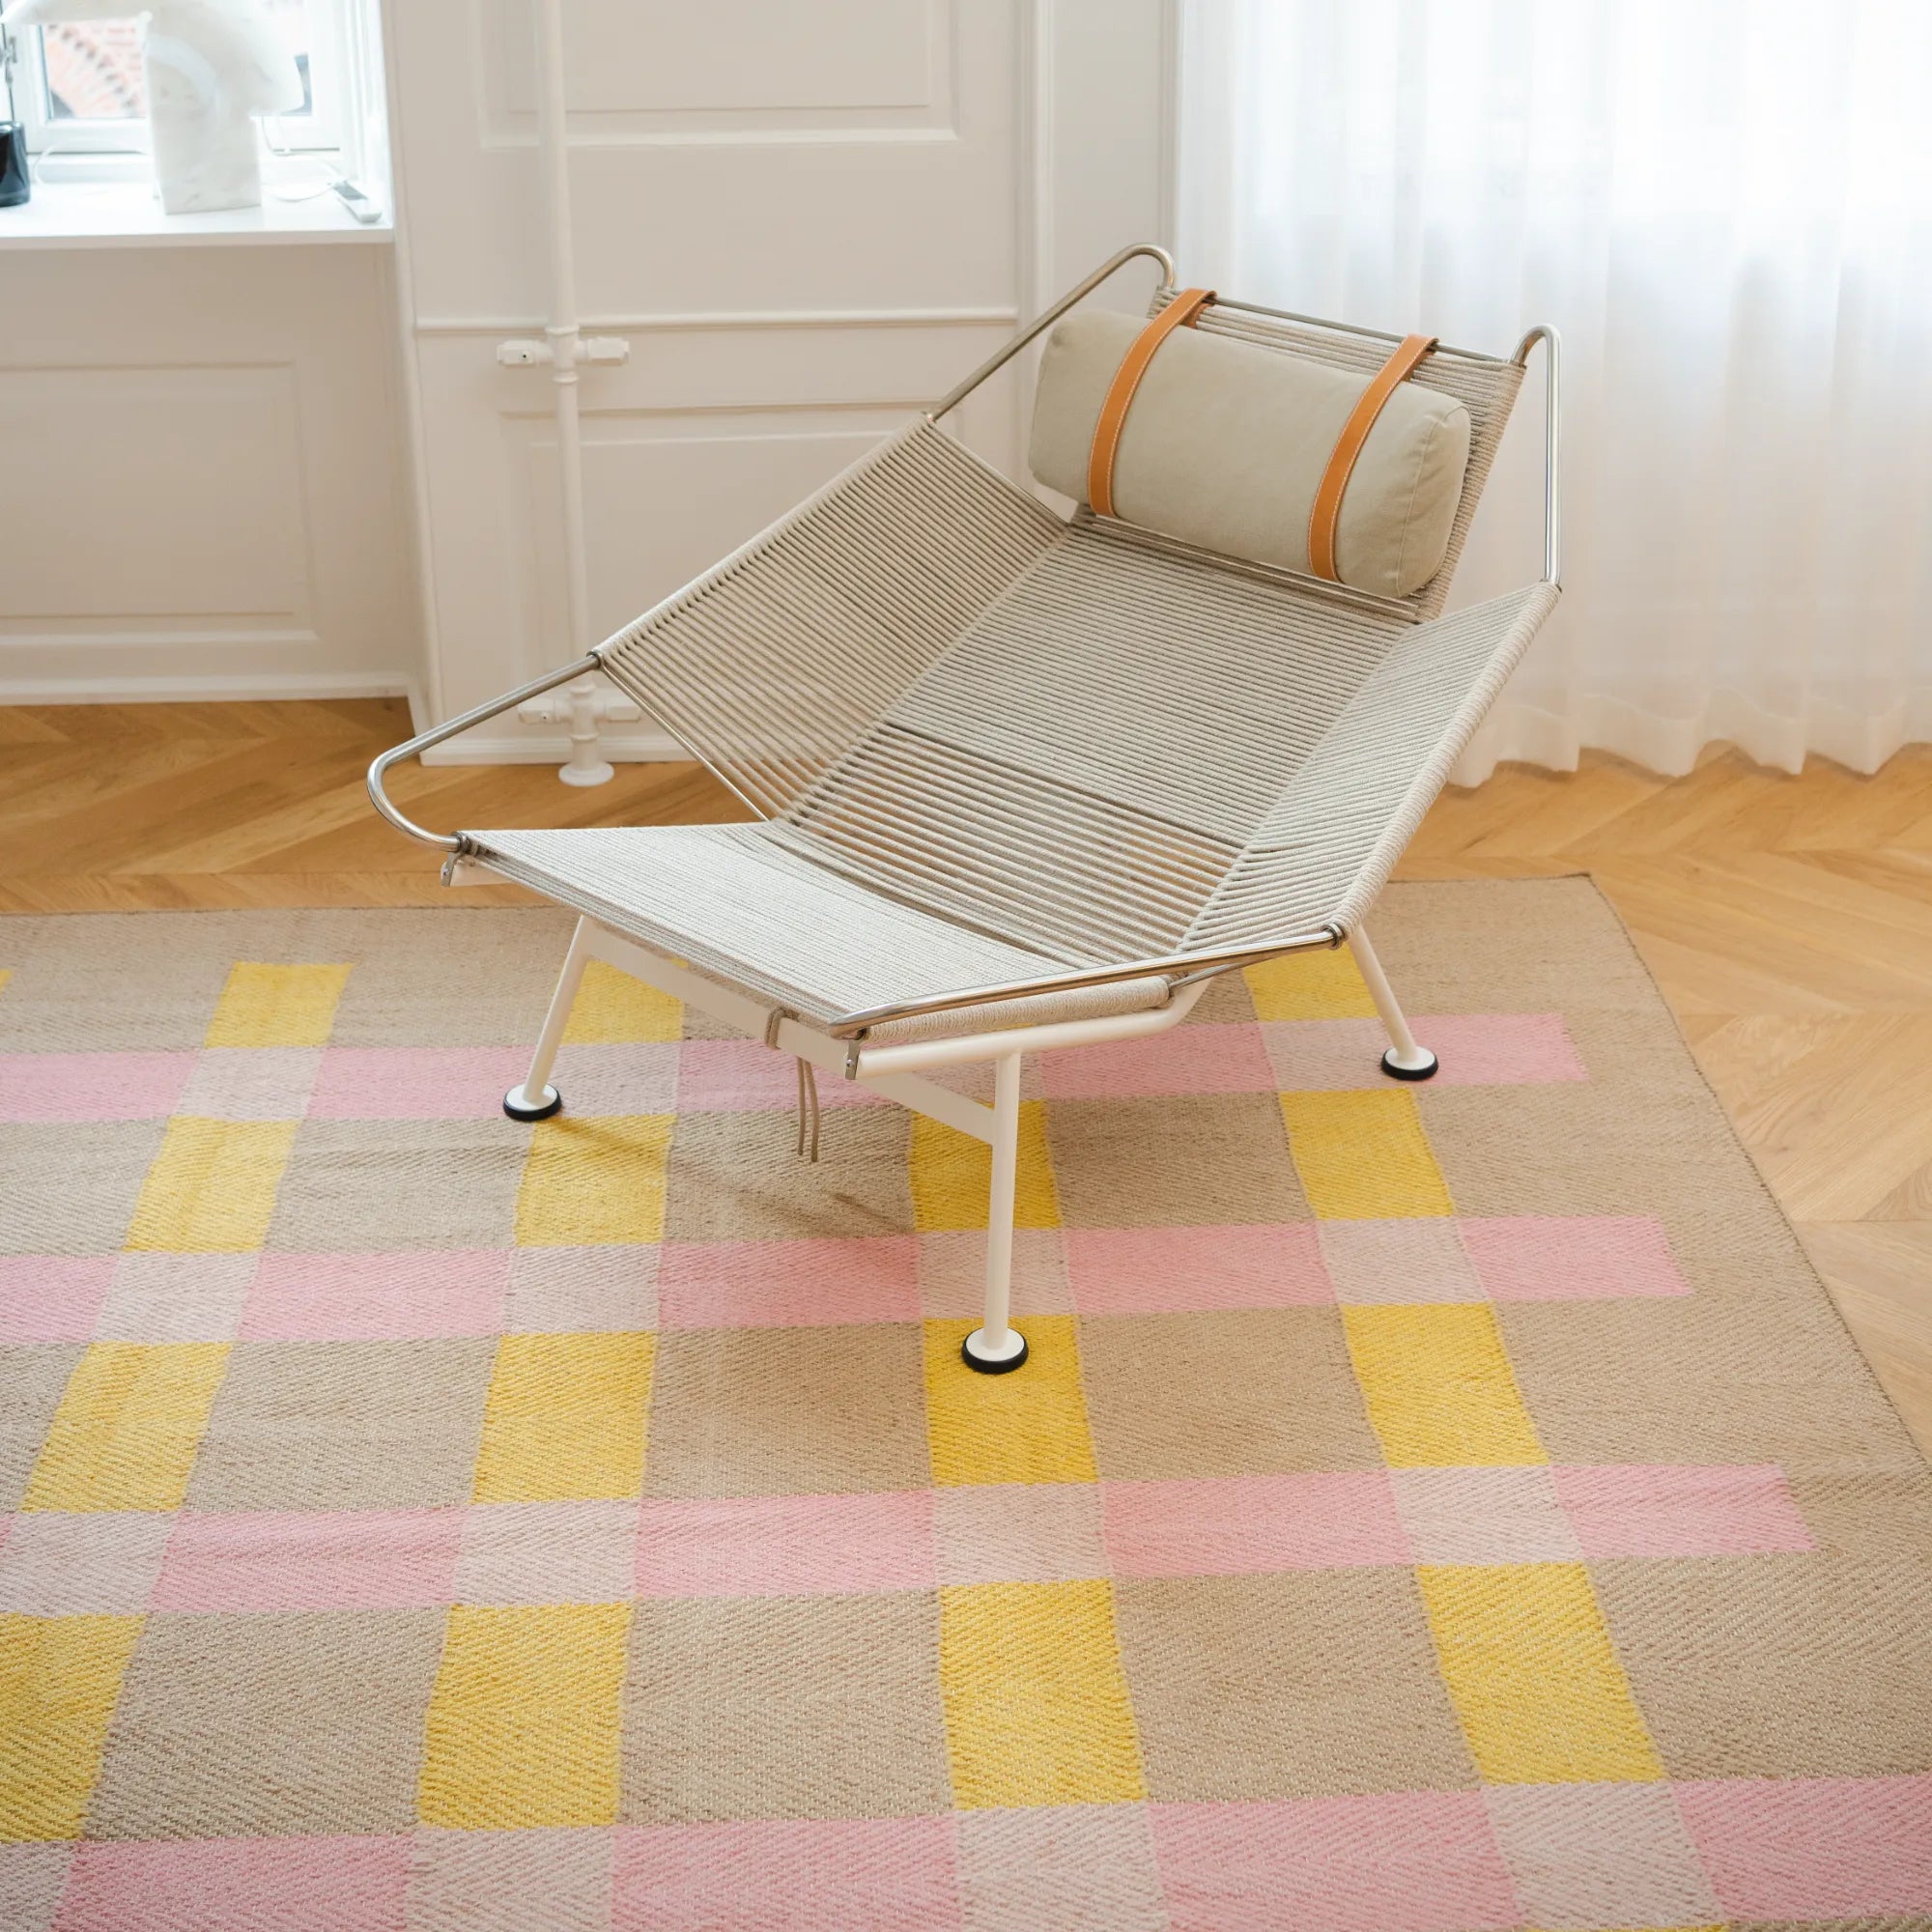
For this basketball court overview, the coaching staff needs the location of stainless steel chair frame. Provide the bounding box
[370,244,1562,1374]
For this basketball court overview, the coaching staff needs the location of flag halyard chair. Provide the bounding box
[370,243,1561,1375]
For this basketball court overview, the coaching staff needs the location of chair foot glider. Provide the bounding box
[370,245,1561,1373]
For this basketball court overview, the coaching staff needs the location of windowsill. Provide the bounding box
[0,177,393,248]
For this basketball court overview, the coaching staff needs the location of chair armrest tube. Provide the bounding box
[926,242,1178,423]
[825,923,1342,1038]
[366,652,605,852]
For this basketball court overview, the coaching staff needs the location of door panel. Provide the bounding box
[391,0,1174,756]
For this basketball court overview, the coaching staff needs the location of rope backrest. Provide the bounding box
[591,315,1545,964]
[596,421,1061,819]
[764,427,1427,961]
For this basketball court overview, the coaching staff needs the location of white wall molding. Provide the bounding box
[0,249,419,709]
[0,668,417,705]
[0,628,323,652]
[423,724,681,765]
[471,0,957,150]
[413,306,1019,336]
[379,0,447,723]
[478,128,965,152]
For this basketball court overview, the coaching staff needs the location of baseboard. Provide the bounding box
[0,670,419,707]
[2,675,719,766]
[422,728,688,765]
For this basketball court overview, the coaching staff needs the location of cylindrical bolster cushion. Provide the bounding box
[1030,308,1471,598]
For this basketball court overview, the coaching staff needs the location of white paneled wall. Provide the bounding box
[393,0,1175,759]
[0,245,420,701]
[0,1,1174,733]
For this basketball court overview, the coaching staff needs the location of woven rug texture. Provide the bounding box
[0,878,1929,1931]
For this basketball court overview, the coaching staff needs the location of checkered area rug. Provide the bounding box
[2,879,1929,1931]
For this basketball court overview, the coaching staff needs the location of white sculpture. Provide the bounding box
[1,0,302,213]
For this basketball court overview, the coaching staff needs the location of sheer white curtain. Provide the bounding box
[1179,0,1932,778]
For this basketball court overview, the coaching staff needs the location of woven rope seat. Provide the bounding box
[371,244,1562,1373]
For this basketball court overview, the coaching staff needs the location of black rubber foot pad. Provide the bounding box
[1379,1049,1438,1082]
[503,1085,564,1122]
[961,1332,1030,1375]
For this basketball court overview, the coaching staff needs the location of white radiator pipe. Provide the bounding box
[531,0,612,787]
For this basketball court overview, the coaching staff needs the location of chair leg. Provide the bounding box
[962,1052,1028,1373]
[1350,922,1438,1082]
[504,916,593,1121]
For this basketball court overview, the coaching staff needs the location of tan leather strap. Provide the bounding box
[1307,331,1437,582]
[1087,287,1215,518]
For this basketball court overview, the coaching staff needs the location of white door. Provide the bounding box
[385,0,1177,758]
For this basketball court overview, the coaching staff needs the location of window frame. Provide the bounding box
[14,23,148,159]
[13,3,350,182]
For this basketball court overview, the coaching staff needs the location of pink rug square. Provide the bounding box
[0,1256,114,1342]
[1553,1463,1813,1557]
[55,1834,411,1932]
[153,1509,462,1612]
[613,1817,960,1932]
[676,1037,888,1114]
[1151,1792,1519,1932]
[1460,1214,1689,1299]
[0,1052,192,1122]
[1263,1015,1583,1091]
[242,1250,509,1341]
[504,1247,657,1335]
[1104,1473,1406,1577]
[955,1804,1165,1932]
[656,1236,919,1329]
[635,1491,936,1599]
[1065,1223,1329,1314]
[1678,1773,1932,1918]
[309,1047,529,1120]
[1040,1024,1274,1099]
[1415,1012,1587,1083]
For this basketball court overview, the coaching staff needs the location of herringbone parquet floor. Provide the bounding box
[4,697,1927,1448]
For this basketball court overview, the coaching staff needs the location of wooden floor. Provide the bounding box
[5,698,1929,1451]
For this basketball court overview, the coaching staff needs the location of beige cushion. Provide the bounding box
[1029,308,1471,598]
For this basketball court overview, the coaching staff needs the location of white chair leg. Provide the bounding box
[1350,922,1438,1082]
[504,916,594,1121]
[962,1052,1028,1373]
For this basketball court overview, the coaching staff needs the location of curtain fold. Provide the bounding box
[1178,0,1932,780]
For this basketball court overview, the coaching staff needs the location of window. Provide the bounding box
[10,0,348,174]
